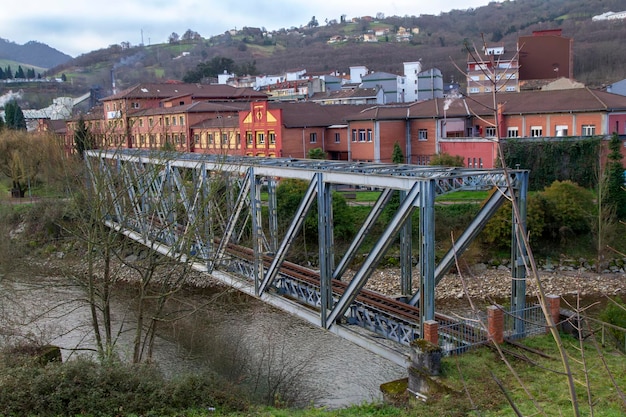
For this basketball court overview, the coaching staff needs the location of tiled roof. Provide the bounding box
[128,101,249,117]
[102,83,267,101]
[309,88,378,101]
[191,115,240,129]
[269,102,370,127]
[348,89,626,120]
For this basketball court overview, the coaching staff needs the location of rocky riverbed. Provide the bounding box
[43,249,626,306]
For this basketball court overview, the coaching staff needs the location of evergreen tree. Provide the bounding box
[0,67,4,80]
[4,100,27,130]
[604,133,626,219]
[26,68,35,79]
[15,65,25,79]
[5,65,12,79]
[391,142,404,164]
[74,116,93,157]
[0,114,5,131]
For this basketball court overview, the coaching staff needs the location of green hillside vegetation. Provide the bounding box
[37,0,626,94]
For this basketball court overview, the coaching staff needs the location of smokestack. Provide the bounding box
[111,69,117,95]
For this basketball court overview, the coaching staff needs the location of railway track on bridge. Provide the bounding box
[224,243,488,351]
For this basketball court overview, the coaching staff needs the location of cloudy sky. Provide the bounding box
[2,0,496,57]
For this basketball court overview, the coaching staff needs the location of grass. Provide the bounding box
[407,334,626,416]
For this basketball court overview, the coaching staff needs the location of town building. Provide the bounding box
[65,82,626,172]
[518,29,573,81]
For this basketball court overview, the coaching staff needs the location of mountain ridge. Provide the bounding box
[0,38,72,69]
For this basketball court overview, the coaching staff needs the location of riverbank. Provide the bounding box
[40,249,626,307]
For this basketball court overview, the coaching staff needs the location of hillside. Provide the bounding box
[0,38,72,69]
[19,0,626,98]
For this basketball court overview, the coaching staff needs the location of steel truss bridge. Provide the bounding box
[85,149,529,367]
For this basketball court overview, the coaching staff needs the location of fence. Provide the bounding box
[504,304,547,339]
[437,311,488,355]
[582,316,626,352]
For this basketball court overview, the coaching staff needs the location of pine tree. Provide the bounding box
[5,65,12,79]
[15,65,25,79]
[4,100,27,130]
[391,142,404,164]
[0,67,4,80]
[74,116,93,157]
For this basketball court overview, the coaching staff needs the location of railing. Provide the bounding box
[504,304,547,340]
[438,311,488,355]
[582,316,626,352]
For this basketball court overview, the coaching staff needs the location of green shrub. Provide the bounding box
[541,180,595,240]
[0,356,248,416]
[481,191,546,250]
[599,299,626,352]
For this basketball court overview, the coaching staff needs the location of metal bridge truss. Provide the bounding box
[85,149,529,366]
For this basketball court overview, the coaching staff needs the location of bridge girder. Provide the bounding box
[85,149,529,350]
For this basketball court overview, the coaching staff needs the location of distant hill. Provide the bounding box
[0,38,72,69]
[24,0,626,96]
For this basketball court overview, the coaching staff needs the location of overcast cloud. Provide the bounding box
[2,0,495,57]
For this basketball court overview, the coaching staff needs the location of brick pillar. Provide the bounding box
[546,294,561,332]
[487,305,504,344]
[423,320,439,346]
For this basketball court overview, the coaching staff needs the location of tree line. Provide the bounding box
[0,65,41,80]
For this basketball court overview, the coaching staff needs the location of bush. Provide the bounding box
[599,299,626,352]
[481,190,546,250]
[0,356,248,416]
[541,180,595,240]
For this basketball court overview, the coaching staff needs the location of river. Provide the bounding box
[0,271,406,409]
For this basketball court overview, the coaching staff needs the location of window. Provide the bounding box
[334,133,340,143]
[309,132,317,143]
[222,133,228,145]
[149,118,154,127]
[505,86,516,92]
[149,134,156,146]
[236,133,241,145]
[208,133,214,144]
[582,124,596,136]
[194,134,200,145]
[367,129,372,142]
[269,132,276,144]
[172,117,177,126]
[358,129,366,142]
[530,126,543,137]
[470,87,480,94]
[179,116,185,125]
[258,132,265,144]
[246,132,253,145]
[485,126,496,137]
[139,119,144,127]
[165,117,170,126]
[173,133,180,145]
[180,133,185,145]
[555,125,568,137]
[131,102,140,109]
[352,129,357,142]
[507,127,519,138]
[418,129,428,140]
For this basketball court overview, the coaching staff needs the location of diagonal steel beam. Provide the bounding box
[325,182,421,329]
[333,188,393,280]
[408,185,511,306]
[258,174,319,295]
